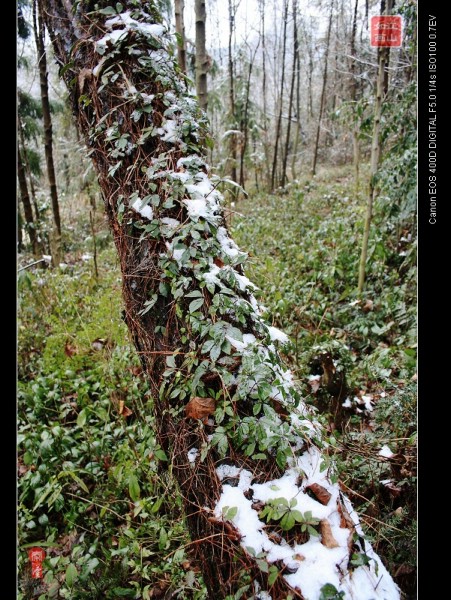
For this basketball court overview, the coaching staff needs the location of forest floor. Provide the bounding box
[18,164,416,599]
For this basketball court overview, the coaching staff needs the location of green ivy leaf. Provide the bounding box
[185,290,203,298]
[154,449,168,461]
[222,505,238,520]
[256,558,269,573]
[98,6,117,15]
[76,409,87,428]
[189,297,204,313]
[65,563,78,587]
[128,474,140,502]
[268,565,279,586]
[139,294,158,316]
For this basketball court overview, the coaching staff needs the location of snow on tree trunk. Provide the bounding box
[41,2,400,598]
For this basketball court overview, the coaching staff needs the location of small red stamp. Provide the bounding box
[28,547,46,579]
[370,16,402,47]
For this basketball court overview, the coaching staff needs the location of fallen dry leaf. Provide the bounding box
[214,257,225,268]
[185,397,216,422]
[320,519,340,548]
[64,342,77,357]
[306,483,332,506]
[118,400,133,418]
[337,497,355,551]
[363,299,374,312]
[293,553,305,561]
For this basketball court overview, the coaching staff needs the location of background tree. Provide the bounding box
[174,0,187,74]
[358,0,394,293]
[33,0,62,258]
[194,0,208,112]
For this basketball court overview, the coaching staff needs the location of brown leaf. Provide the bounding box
[18,462,28,476]
[306,483,332,506]
[64,342,77,357]
[118,400,133,418]
[320,519,339,549]
[214,257,225,268]
[337,498,355,551]
[78,68,92,93]
[129,365,143,377]
[185,397,216,422]
[363,299,374,312]
[293,553,305,561]
[270,398,289,418]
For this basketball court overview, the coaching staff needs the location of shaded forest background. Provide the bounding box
[18,0,416,598]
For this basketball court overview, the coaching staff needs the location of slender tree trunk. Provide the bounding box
[239,41,259,190]
[18,113,40,223]
[271,0,288,191]
[227,0,237,188]
[174,0,187,75]
[291,13,302,180]
[195,0,208,112]
[349,0,360,190]
[311,0,334,176]
[280,0,298,187]
[41,3,400,598]
[18,145,39,256]
[358,0,393,292]
[18,204,24,253]
[258,0,271,189]
[33,0,61,240]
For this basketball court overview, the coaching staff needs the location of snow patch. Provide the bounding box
[378,445,395,459]
[187,448,198,464]
[131,198,153,220]
[267,326,289,344]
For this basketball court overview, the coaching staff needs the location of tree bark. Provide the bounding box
[227,0,237,189]
[349,0,361,190]
[41,2,400,598]
[258,0,271,189]
[34,0,61,240]
[271,0,288,191]
[17,112,41,224]
[358,0,393,293]
[239,41,259,190]
[195,0,208,112]
[174,0,187,75]
[311,0,334,176]
[18,144,39,256]
[281,0,298,188]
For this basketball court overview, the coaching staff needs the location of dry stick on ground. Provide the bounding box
[41,2,400,598]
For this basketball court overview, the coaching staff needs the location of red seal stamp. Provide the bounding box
[370,16,403,48]
[28,547,46,579]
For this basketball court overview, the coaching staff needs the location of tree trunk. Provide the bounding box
[195,0,208,112]
[271,0,288,191]
[33,0,61,241]
[41,2,400,598]
[174,0,187,75]
[239,41,259,190]
[281,0,298,188]
[358,0,393,293]
[258,0,271,189]
[291,11,302,181]
[228,0,237,189]
[18,112,41,224]
[349,0,360,190]
[311,0,334,176]
[18,145,39,256]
